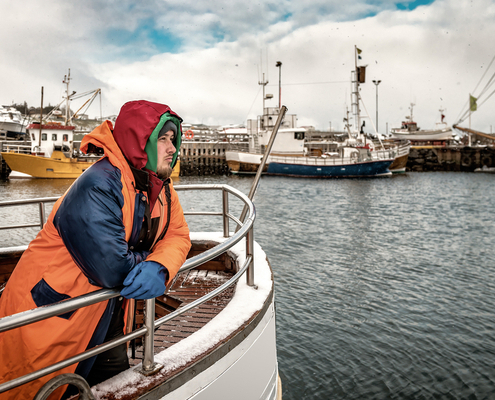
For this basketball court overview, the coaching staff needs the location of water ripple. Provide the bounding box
[2,172,495,399]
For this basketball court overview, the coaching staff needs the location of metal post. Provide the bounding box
[246,226,256,288]
[372,80,381,132]
[39,87,43,149]
[140,298,163,376]
[237,106,287,229]
[38,202,45,230]
[222,187,229,238]
[276,61,282,109]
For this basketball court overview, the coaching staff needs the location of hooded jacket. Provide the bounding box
[0,101,191,400]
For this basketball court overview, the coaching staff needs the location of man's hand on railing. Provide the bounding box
[121,261,169,300]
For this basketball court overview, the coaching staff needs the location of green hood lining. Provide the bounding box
[145,112,182,172]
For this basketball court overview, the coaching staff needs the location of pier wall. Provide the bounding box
[407,146,495,172]
[3,139,494,178]
[180,142,230,176]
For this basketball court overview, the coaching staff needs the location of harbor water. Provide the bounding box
[1,172,495,399]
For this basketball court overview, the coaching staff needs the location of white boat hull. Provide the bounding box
[88,236,280,400]
[0,121,24,133]
[163,302,279,400]
[225,151,267,174]
[390,127,453,141]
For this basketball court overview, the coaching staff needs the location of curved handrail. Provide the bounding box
[0,197,58,231]
[0,184,256,393]
[175,184,255,273]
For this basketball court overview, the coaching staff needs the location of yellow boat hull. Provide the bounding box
[2,151,180,179]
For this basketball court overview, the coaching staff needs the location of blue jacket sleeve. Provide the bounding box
[53,159,144,288]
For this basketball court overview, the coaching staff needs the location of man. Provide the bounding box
[0,100,191,400]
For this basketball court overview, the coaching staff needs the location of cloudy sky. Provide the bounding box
[1,0,494,134]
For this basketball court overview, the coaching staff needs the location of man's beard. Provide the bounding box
[157,164,173,180]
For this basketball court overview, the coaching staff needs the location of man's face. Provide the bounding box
[156,130,176,179]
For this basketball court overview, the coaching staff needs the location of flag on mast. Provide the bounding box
[356,47,362,60]
[469,94,477,112]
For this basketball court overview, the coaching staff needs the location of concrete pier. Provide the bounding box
[179,141,231,176]
[407,145,495,172]
[3,138,494,178]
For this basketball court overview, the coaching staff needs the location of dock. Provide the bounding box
[180,141,232,176]
[2,135,495,178]
[408,145,495,172]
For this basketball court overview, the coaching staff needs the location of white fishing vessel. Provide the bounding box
[225,105,305,174]
[0,184,281,399]
[0,105,27,139]
[226,47,404,178]
[390,105,454,142]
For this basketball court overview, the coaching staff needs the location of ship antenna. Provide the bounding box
[63,69,72,126]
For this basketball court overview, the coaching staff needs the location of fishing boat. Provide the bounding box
[1,127,180,179]
[226,48,401,178]
[1,70,102,179]
[2,122,99,178]
[225,106,303,175]
[1,71,180,179]
[267,144,394,178]
[0,105,27,140]
[226,114,396,178]
[381,139,411,173]
[0,184,280,399]
[390,105,454,142]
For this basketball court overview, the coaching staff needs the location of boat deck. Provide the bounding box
[129,266,235,366]
[0,241,242,399]
[0,186,280,400]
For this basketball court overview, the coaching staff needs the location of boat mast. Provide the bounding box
[63,69,71,126]
[409,103,415,122]
[352,46,362,140]
[259,72,269,115]
[39,87,43,149]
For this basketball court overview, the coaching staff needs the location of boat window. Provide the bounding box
[31,134,35,141]
[63,134,68,142]
[42,133,47,141]
[294,132,305,140]
[52,134,57,141]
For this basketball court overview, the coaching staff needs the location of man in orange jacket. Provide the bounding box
[0,100,191,400]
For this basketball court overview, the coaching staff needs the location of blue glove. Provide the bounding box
[120,261,169,300]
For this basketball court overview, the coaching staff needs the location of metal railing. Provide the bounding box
[1,142,31,154]
[0,197,58,231]
[0,184,256,394]
[269,150,396,166]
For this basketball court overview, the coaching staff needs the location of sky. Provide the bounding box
[1,0,494,135]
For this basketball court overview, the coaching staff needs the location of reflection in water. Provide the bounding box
[2,173,495,399]
[0,177,75,200]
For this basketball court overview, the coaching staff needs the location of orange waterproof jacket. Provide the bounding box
[0,101,191,400]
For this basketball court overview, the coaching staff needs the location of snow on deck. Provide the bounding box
[91,233,273,399]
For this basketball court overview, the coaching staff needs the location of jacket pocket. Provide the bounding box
[31,278,75,320]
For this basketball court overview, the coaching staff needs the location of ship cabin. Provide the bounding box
[26,123,75,157]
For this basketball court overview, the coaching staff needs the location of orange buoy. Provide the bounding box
[184,130,194,140]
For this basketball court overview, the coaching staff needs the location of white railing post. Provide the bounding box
[222,188,229,238]
[246,226,256,288]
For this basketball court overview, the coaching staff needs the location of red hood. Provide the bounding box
[113,100,181,169]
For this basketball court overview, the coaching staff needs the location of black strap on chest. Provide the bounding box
[128,165,172,252]
[155,182,172,244]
